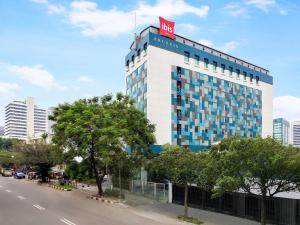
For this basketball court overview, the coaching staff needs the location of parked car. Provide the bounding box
[14,171,26,179]
[27,171,37,180]
[2,169,12,177]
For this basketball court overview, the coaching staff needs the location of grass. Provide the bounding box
[54,183,73,190]
[178,215,203,225]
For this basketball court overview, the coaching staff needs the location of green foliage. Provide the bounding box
[205,137,300,225]
[0,137,22,151]
[0,151,22,166]
[177,215,203,225]
[49,93,156,195]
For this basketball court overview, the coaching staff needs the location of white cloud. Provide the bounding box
[78,75,93,83]
[0,82,19,99]
[279,9,287,15]
[48,4,66,15]
[274,96,300,121]
[198,39,214,47]
[177,23,197,33]
[224,3,247,17]
[68,0,209,37]
[7,64,66,90]
[219,41,239,52]
[245,0,276,12]
[30,0,48,4]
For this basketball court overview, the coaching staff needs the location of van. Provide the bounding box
[3,169,12,177]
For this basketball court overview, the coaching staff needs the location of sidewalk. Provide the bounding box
[73,182,259,225]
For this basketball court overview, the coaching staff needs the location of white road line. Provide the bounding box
[60,218,76,225]
[33,204,45,211]
[5,189,12,193]
[17,195,26,200]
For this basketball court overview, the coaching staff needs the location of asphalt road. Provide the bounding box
[0,176,181,225]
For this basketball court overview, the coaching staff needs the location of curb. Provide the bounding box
[50,185,72,191]
[89,196,116,204]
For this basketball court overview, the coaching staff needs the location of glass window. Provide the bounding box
[236,69,240,78]
[195,55,200,66]
[229,66,233,76]
[204,58,209,68]
[185,96,189,104]
[143,42,148,51]
[177,109,182,119]
[126,60,129,67]
[177,124,181,134]
[213,61,217,72]
[256,76,259,84]
[195,126,199,133]
[131,55,135,63]
[243,71,247,80]
[250,74,253,82]
[177,95,181,106]
[177,81,182,91]
[137,49,141,59]
[185,125,188,132]
[184,51,190,62]
[221,64,225,73]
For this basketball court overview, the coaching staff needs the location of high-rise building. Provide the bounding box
[273,118,290,145]
[4,97,47,140]
[292,121,300,147]
[0,126,4,136]
[125,24,273,151]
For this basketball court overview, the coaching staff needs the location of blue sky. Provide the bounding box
[0,0,300,125]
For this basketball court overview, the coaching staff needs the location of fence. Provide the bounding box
[113,179,169,202]
[173,185,300,225]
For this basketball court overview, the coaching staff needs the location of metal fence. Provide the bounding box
[173,185,300,225]
[131,180,168,201]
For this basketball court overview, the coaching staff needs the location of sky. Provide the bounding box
[0,0,300,125]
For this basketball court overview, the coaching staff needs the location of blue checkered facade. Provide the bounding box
[126,62,147,113]
[172,66,262,147]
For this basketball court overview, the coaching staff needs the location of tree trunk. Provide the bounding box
[261,193,266,225]
[90,149,103,196]
[118,165,122,199]
[184,183,189,217]
[95,174,103,196]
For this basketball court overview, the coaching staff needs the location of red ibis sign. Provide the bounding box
[159,17,175,40]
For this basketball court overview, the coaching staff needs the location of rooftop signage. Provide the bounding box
[159,16,175,40]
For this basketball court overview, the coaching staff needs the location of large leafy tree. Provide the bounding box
[20,141,56,182]
[207,137,300,225]
[150,144,206,217]
[49,93,155,196]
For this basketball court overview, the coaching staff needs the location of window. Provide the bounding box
[256,76,259,84]
[195,126,199,133]
[177,109,182,119]
[229,66,233,76]
[177,81,182,91]
[185,111,189,117]
[126,60,129,67]
[184,51,190,62]
[236,69,240,78]
[131,54,135,63]
[213,61,217,72]
[185,125,188,132]
[143,42,148,52]
[204,58,209,68]
[177,67,182,74]
[185,96,189,104]
[177,95,181,106]
[221,64,225,73]
[243,71,247,81]
[177,138,181,145]
[194,55,200,66]
[137,49,141,59]
[250,74,253,82]
[177,124,182,134]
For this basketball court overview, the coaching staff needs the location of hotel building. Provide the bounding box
[125,26,273,150]
[4,97,47,140]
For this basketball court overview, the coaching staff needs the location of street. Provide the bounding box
[0,176,182,225]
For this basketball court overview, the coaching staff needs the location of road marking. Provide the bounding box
[5,189,12,193]
[33,204,45,210]
[17,195,26,200]
[60,218,76,225]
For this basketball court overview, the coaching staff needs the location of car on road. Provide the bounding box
[2,169,12,177]
[14,171,26,179]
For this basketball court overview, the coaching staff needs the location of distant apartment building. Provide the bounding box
[4,97,47,140]
[292,121,300,147]
[273,118,290,145]
[0,126,4,136]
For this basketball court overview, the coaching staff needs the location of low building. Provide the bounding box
[273,118,290,145]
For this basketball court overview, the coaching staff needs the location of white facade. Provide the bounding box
[292,121,300,147]
[126,26,273,148]
[4,97,48,140]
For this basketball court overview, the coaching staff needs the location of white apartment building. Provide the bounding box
[4,97,47,140]
[292,121,300,147]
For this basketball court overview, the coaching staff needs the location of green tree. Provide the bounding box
[207,137,300,225]
[49,93,155,196]
[150,144,206,217]
[20,141,56,182]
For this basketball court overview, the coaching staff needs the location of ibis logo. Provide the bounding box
[159,17,175,40]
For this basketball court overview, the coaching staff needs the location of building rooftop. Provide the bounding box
[130,26,270,76]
